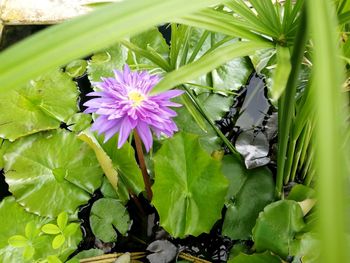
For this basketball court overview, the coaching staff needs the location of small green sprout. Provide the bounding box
[8,221,40,260]
[41,212,79,250]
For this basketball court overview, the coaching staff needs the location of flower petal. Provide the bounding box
[117,117,133,148]
[136,122,153,152]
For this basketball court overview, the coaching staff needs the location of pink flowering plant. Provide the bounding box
[84,65,183,152]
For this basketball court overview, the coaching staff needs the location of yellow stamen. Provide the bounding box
[128,90,145,107]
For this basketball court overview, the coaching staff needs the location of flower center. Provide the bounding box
[128,90,145,107]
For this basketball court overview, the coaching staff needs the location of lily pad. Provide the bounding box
[174,99,221,153]
[90,198,130,242]
[127,28,169,67]
[222,155,274,240]
[228,251,281,263]
[0,197,55,262]
[152,132,229,238]
[4,129,103,217]
[252,200,306,258]
[198,93,234,121]
[87,44,128,83]
[0,70,79,141]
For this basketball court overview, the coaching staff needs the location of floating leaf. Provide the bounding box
[252,200,306,258]
[4,130,103,217]
[222,155,274,240]
[287,184,316,202]
[152,132,228,238]
[228,251,281,263]
[90,198,130,242]
[0,70,78,141]
[87,44,128,83]
[174,101,221,153]
[198,93,234,121]
[290,232,320,263]
[67,113,92,132]
[127,28,169,68]
[65,60,88,78]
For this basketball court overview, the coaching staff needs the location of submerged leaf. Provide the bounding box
[146,240,178,263]
[152,132,228,238]
[4,130,103,217]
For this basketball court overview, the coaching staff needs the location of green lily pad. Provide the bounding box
[87,44,128,83]
[290,232,320,263]
[287,184,316,202]
[90,198,130,242]
[67,113,92,133]
[198,93,234,121]
[127,28,169,67]
[222,155,274,240]
[65,60,88,78]
[228,251,281,263]
[0,197,55,262]
[174,99,221,153]
[4,129,103,217]
[252,200,306,258]
[0,70,79,141]
[152,132,229,238]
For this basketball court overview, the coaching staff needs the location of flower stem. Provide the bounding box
[134,130,153,200]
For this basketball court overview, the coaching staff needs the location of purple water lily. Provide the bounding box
[84,65,183,152]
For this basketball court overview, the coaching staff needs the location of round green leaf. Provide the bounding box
[4,129,103,217]
[42,224,61,235]
[87,44,128,83]
[252,200,306,258]
[152,132,229,238]
[8,235,28,247]
[90,198,130,242]
[222,155,274,240]
[0,70,78,141]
